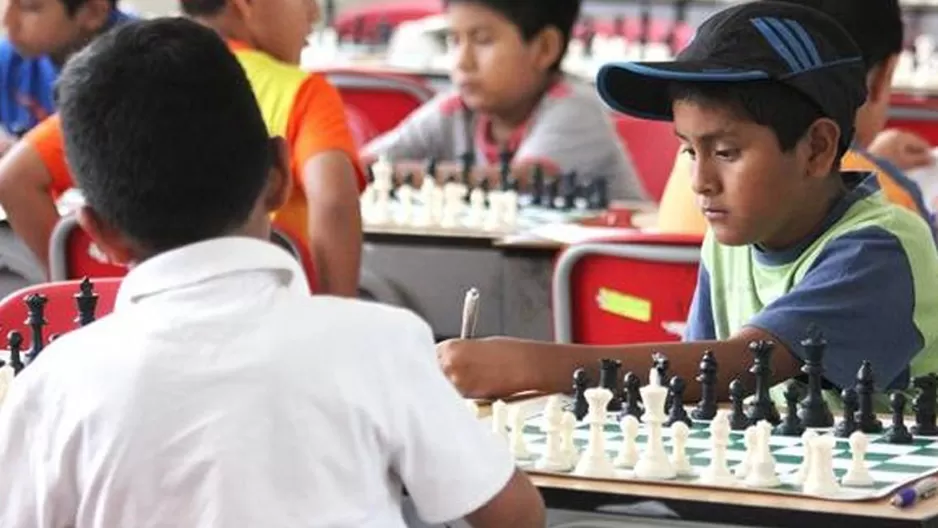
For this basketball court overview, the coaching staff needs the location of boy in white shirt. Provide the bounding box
[0,18,544,528]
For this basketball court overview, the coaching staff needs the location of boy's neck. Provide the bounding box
[190,14,252,48]
[759,180,847,252]
[487,72,561,144]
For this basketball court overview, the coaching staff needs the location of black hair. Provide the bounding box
[56,17,271,255]
[444,0,582,70]
[60,0,119,16]
[179,0,226,17]
[670,80,849,162]
[780,0,903,71]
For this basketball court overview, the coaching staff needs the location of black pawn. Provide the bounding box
[834,387,860,438]
[588,177,609,210]
[797,326,833,428]
[531,165,546,206]
[665,376,692,427]
[573,368,590,421]
[746,340,781,425]
[883,391,913,444]
[855,361,883,434]
[622,371,642,418]
[912,374,938,436]
[598,358,622,412]
[774,383,805,436]
[24,293,47,363]
[728,378,751,430]
[498,148,513,191]
[425,157,439,183]
[7,330,23,375]
[691,350,718,420]
[561,172,577,210]
[545,177,559,209]
[75,277,98,327]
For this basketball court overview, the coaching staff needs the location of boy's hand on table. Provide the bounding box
[869,129,934,170]
[437,337,534,399]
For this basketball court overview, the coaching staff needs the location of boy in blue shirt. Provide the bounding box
[437,1,938,405]
[0,0,130,139]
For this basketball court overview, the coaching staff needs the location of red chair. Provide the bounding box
[552,232,702,345]
[323,69,435,138]
[0,277,121,349]
[614,114,682,203]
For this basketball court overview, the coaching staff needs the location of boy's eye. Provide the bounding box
[715,148,740,160]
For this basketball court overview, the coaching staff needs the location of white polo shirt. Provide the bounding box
[0,237,515,528]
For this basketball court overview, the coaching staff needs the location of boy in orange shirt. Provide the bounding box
[0,0,364,297]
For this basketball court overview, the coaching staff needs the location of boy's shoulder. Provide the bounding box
[533,79,610,121]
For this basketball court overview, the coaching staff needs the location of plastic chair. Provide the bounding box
[323,69,435,138]
[614,115,682,203]
[552,232,703,345]
[0,277,121,349]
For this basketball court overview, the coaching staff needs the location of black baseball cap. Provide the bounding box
[596,1,868,150]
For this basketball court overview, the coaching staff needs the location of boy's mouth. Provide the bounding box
[701,206,729,220]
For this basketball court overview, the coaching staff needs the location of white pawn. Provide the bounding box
[802,435,840,496]
[501,187,519,228]
[491,400,509,442]
[560,412,579,467]
[574,388,616,478]
[509,406,532,460]
[484,190,504,231]
[414,176,437,226]
[840,431,874,487]
[369,156,393,225]
[440,180,464,228]
[744,421,780,488]
[734,426,757,478]
[396,181,415,226]
[465,187,486,228]
[613,414,640,469]
[537,396,572,471]
[700,410,735,485]
[670,421,694,476]
[792,429,818,485]
[0,365,13,407]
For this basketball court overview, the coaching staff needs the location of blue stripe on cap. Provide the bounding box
[765,17,815,68]
[782,18,823,67]
[751,18,803,72]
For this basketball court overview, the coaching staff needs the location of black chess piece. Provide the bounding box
[797,325,834,428]
[599,359,622,412]
[545,177,560,209]
[588,178,609,210]
[573,368,590,421]
[24,293,47,363]
[652,352,672,411]
[74,277,98,327]
[376,16,393,46]
[665,376,692,427]
[531,165,546,206]
[498,148,513,191]
[912,373,938,436]
[561,172,577,210]
[622,371,643,418]
[746,340,781,425]
[366,165,376,185]
[834,387,860,438]
[728,378,751,430]
[774,382,805,436]
[883,391,914,444]
[7,330,23,375]
[855,360,884,434]
[426,156,440,181]
[691,350,718,420]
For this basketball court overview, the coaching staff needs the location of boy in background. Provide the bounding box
[0,18,544,527]
[437,1,938,406]
[656,0,936,235]
[363,0,648,202]
[0,0,364,297]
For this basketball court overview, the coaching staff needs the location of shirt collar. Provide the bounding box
[115,236,308,308]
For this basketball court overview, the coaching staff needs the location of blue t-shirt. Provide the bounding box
[0,9,132,136]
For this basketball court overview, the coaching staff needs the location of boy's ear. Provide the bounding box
[76,206,135,266]
[531,27,564,72]
[264,137,291,213]
[73,0,112,32]
[805,118,841,179]
[867,55,899,104]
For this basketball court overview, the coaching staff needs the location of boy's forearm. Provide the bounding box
[0,184,58,269]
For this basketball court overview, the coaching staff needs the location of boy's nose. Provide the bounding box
[690,159,720,196]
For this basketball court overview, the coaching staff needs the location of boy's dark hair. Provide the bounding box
[60,0,119,16]
[780,0,903,72]
[670,80,848,162]
[444,0,582,70]
[179,0,226,17]
[56,17,271,255]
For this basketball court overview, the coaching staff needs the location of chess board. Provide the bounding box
[513,396,938,502]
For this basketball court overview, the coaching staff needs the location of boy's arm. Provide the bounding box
[359,93,453,166]
[0,116,70,268]
[390,314,544,527]
[289,76,365,297]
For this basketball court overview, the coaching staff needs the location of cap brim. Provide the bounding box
[596,61,770,120]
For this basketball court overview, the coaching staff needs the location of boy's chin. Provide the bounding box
[710,225,756,247]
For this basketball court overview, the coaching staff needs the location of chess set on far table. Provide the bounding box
[476,327,938,502]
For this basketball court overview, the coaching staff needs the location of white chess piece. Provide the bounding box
[634,368,677,480]
[840,431,874,487]
[792,429,818,485]
[430,182,445,226]
[501,187,519,228]
[744,421,780,488]
[734,426,757,478]
[509,406,532,460]
[465,399,480,418]
[560,411,579,467]
[538,397,573,471]
[700,410,735,485]
[484,190,504,231]
[465,187,486,228]
[670,421,694,476]
[440,180,465,228]
[0,365,13,407]
[802,434,840,496]
[574,388,616,478]
[414,176,437,226]
[369,157,393,224]
[396,182,415,226]
[614,414,640,469]
[491,400,509,442]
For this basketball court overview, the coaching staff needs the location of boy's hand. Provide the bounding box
[868,129,934,170]
[436,337,533,399]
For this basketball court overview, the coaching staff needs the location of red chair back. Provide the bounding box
[0,278,121,350]
[323,69,435,138]
[614,115,681,202]
[552,232,702,345]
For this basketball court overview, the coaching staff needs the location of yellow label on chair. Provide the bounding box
[596,288,652,322]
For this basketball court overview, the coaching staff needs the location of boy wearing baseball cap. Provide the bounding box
[437,1,938,407]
